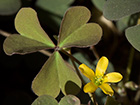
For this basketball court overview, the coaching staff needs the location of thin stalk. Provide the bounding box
[0,29,10,37]
[125,47,135,82]
[60,49,82,65]
[88,93,98,105]
[39,50,52,56]
[90,46,100,60]
[70,57,85,84]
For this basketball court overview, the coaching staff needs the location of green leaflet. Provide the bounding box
[116,16,131,31]
[0,0,21,15]
[3,34,51,55]
[35,0,74,32]
[31,95,80,105]
[31,95,58,105]
[32,51,81,97]
[103,0,140,20]
[91,0,106,12]
[58,6,102,48]
[125,24,140,52]
[59,95,80,105]
[36,0,74,16]
[15,8,55,47]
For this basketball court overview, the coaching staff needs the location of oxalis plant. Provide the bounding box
[3,6,123,105]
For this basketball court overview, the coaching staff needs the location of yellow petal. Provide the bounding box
[84,82,98,93]
[96,56,109,76]
[99,83,114,96]
[79,64,95,81]
[103,72,123,83]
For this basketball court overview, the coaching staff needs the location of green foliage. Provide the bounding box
[125,24,140,52]
[2,0,140,104]
[91,0,106,12]
[15,8,55,47]
[4,8,55,55]
[3,34,50,55]
[32,51,81,97]
[31,95,80,105]
[102,0,140,53]
[0,0,21,15]
[3,6,102,98]
[116,16,131,31]
[36,0,74,16]
[35,0,74,32]
[59,95,80,105]
[58,6,102,48]
[103,0,140,20]
[31,95,58,105]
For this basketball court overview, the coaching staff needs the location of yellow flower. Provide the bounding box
[79,56,123,96]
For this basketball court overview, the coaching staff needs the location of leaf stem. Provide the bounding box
[125,47,135,82]
[60,49,82,65]
[39,50,52,56]
[90,46,100,60]
[0,29,10,37]
[89,93,98,105]
[70,57,85,84]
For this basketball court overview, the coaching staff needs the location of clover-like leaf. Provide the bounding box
[0,0,21,15]
[32,51,81,97]
[36,0,74,16]
[125,24,140,52]
[103,0,140,20]
[59,95,81,105]
[3,8,56,55]
[58,6,102,48]
[31,95,58,105]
